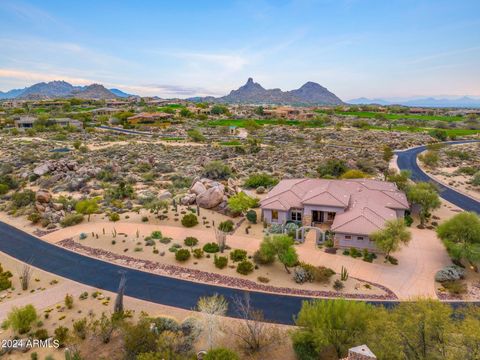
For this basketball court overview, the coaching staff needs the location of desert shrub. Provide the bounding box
[340,169,368,179]
[151,230,163,239]
[60,213,84,227]
[159,237,172,244]
[12,190,35,208]
[293,266,312,284]
[314,266,336,283]
[175,249,191,262]
[442,280,467,295]
[151,316,180,333]
[404,213,413,227]
[429,129,448,141]
[202,160,232,180]
[230,249,247,262]
[333,279,344,291]
[34,328,49,341]
[181,213,198,227]
[284,222,299,237]
[64,294,74,309]
[0,275,12,291]
[385,255,398,265]
[214,255,228,269]
[27,212,41,224]
[73,318,88,340]
[244,173,278,189]
[192,248,204,259]
[472,171,480,186]
[269,223,284,234]
[257,276,270,283]
[236,260,254,275]
[184,236,198,248]
[5,305,38,334]
[317,159,347,178]
[0,183,9,195]
[54,326,69,347]
[246,210,257,224]
[253,249,275,265]
[218,220,234,232]
[203,242,220,253]
[204,347,240,360]
[109,212,120,222]
[349,247,362,258]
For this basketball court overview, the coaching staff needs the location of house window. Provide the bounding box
[291,209,302,222]
[271,210,278,221]
[344,235,352,240]
[327,212,336,221]
[357,236,364,241]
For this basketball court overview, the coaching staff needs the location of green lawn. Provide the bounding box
[315,110,464,122]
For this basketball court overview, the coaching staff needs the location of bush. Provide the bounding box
[244,173,278,189]
[202,160,232,180]
[0,275,12,291]
[317,159,347,178]
[181,213,198,227]
[64,294,74,309]
[333,279,344,291]
[54,326,69,347]
[218,220,234,232]
[203,242,220,253]
[5,305,37,334]
[404,213,413,227]
[73,318,87,339]
[12,190,36,208]
[184,236,198,247]
[293,266,311,284]
[230,249,247,262]
[236,260,254,275]
[175,249,191,262]
[0,184,9,195]
[33,328,49,341]
[60,213,84,227]
[151,230,162,239]
[314,266,336,283]
[443,280,467,295]
[472,171,480,186]
[385,255,398,265]
[192,248,204,259]
[214,255,228,269]
[246,209,257,224]
[204,347,240,360]
[109,212,120,222]
[340,169,368,179]
[253,249,275,265]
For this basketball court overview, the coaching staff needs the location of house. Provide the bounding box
[14,117,82,129]
[260,178,409,251]
[127,112,173,125]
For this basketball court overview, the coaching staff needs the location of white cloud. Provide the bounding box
[173,52,249,71]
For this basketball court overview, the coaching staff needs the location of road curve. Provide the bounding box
[396,140,480,214]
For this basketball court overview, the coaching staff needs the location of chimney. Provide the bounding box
[347,345,376,360]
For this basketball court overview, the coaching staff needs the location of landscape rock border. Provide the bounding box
[57,237,398,300]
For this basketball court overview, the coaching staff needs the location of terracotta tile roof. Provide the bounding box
[261,178,408,235]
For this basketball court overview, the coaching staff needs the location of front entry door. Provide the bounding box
[312,210,324,223]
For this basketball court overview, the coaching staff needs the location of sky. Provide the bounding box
[0,0,479,100]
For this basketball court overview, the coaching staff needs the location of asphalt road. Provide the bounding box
[396,140,480,214]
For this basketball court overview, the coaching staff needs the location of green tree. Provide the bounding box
[123,318,158,360]
[437,212,480,266]
[419,150,440,167]
[382,145,394,163]
[75,198,99,221]
[292,299,373,359]
[407,182,441,226]
[370,219,411,257]
[259,234,298,273]
[204,348,240,360]
[4,304,38,334]
[386,169,411,191]
[227,192,259,215]
[144,199,169,216]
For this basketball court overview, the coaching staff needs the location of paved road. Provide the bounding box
[396,140,480,214]
[0,221,316,324]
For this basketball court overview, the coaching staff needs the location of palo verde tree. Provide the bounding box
[437,212,480,267]
[259,234,298,273]
[370,219,411,258]
[407,182,441,226]
[75,197,100,221]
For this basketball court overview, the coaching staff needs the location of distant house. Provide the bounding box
[90,107,122,116]
[127,112,174,125]
[260,178,409,251]
[14,117,82,129]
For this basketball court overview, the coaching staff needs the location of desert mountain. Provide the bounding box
[0,81,125,100]
[191,78,343,105]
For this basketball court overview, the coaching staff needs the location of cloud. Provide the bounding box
[0,0,64,28]
[0,69,94,86]
[139,84,220,96]
[404,46,480,65]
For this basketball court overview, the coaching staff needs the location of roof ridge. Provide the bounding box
[380,189,408,208]
[333,213,381,233]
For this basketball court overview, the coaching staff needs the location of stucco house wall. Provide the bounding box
[334,233,377,251]
[262,209,288,224]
